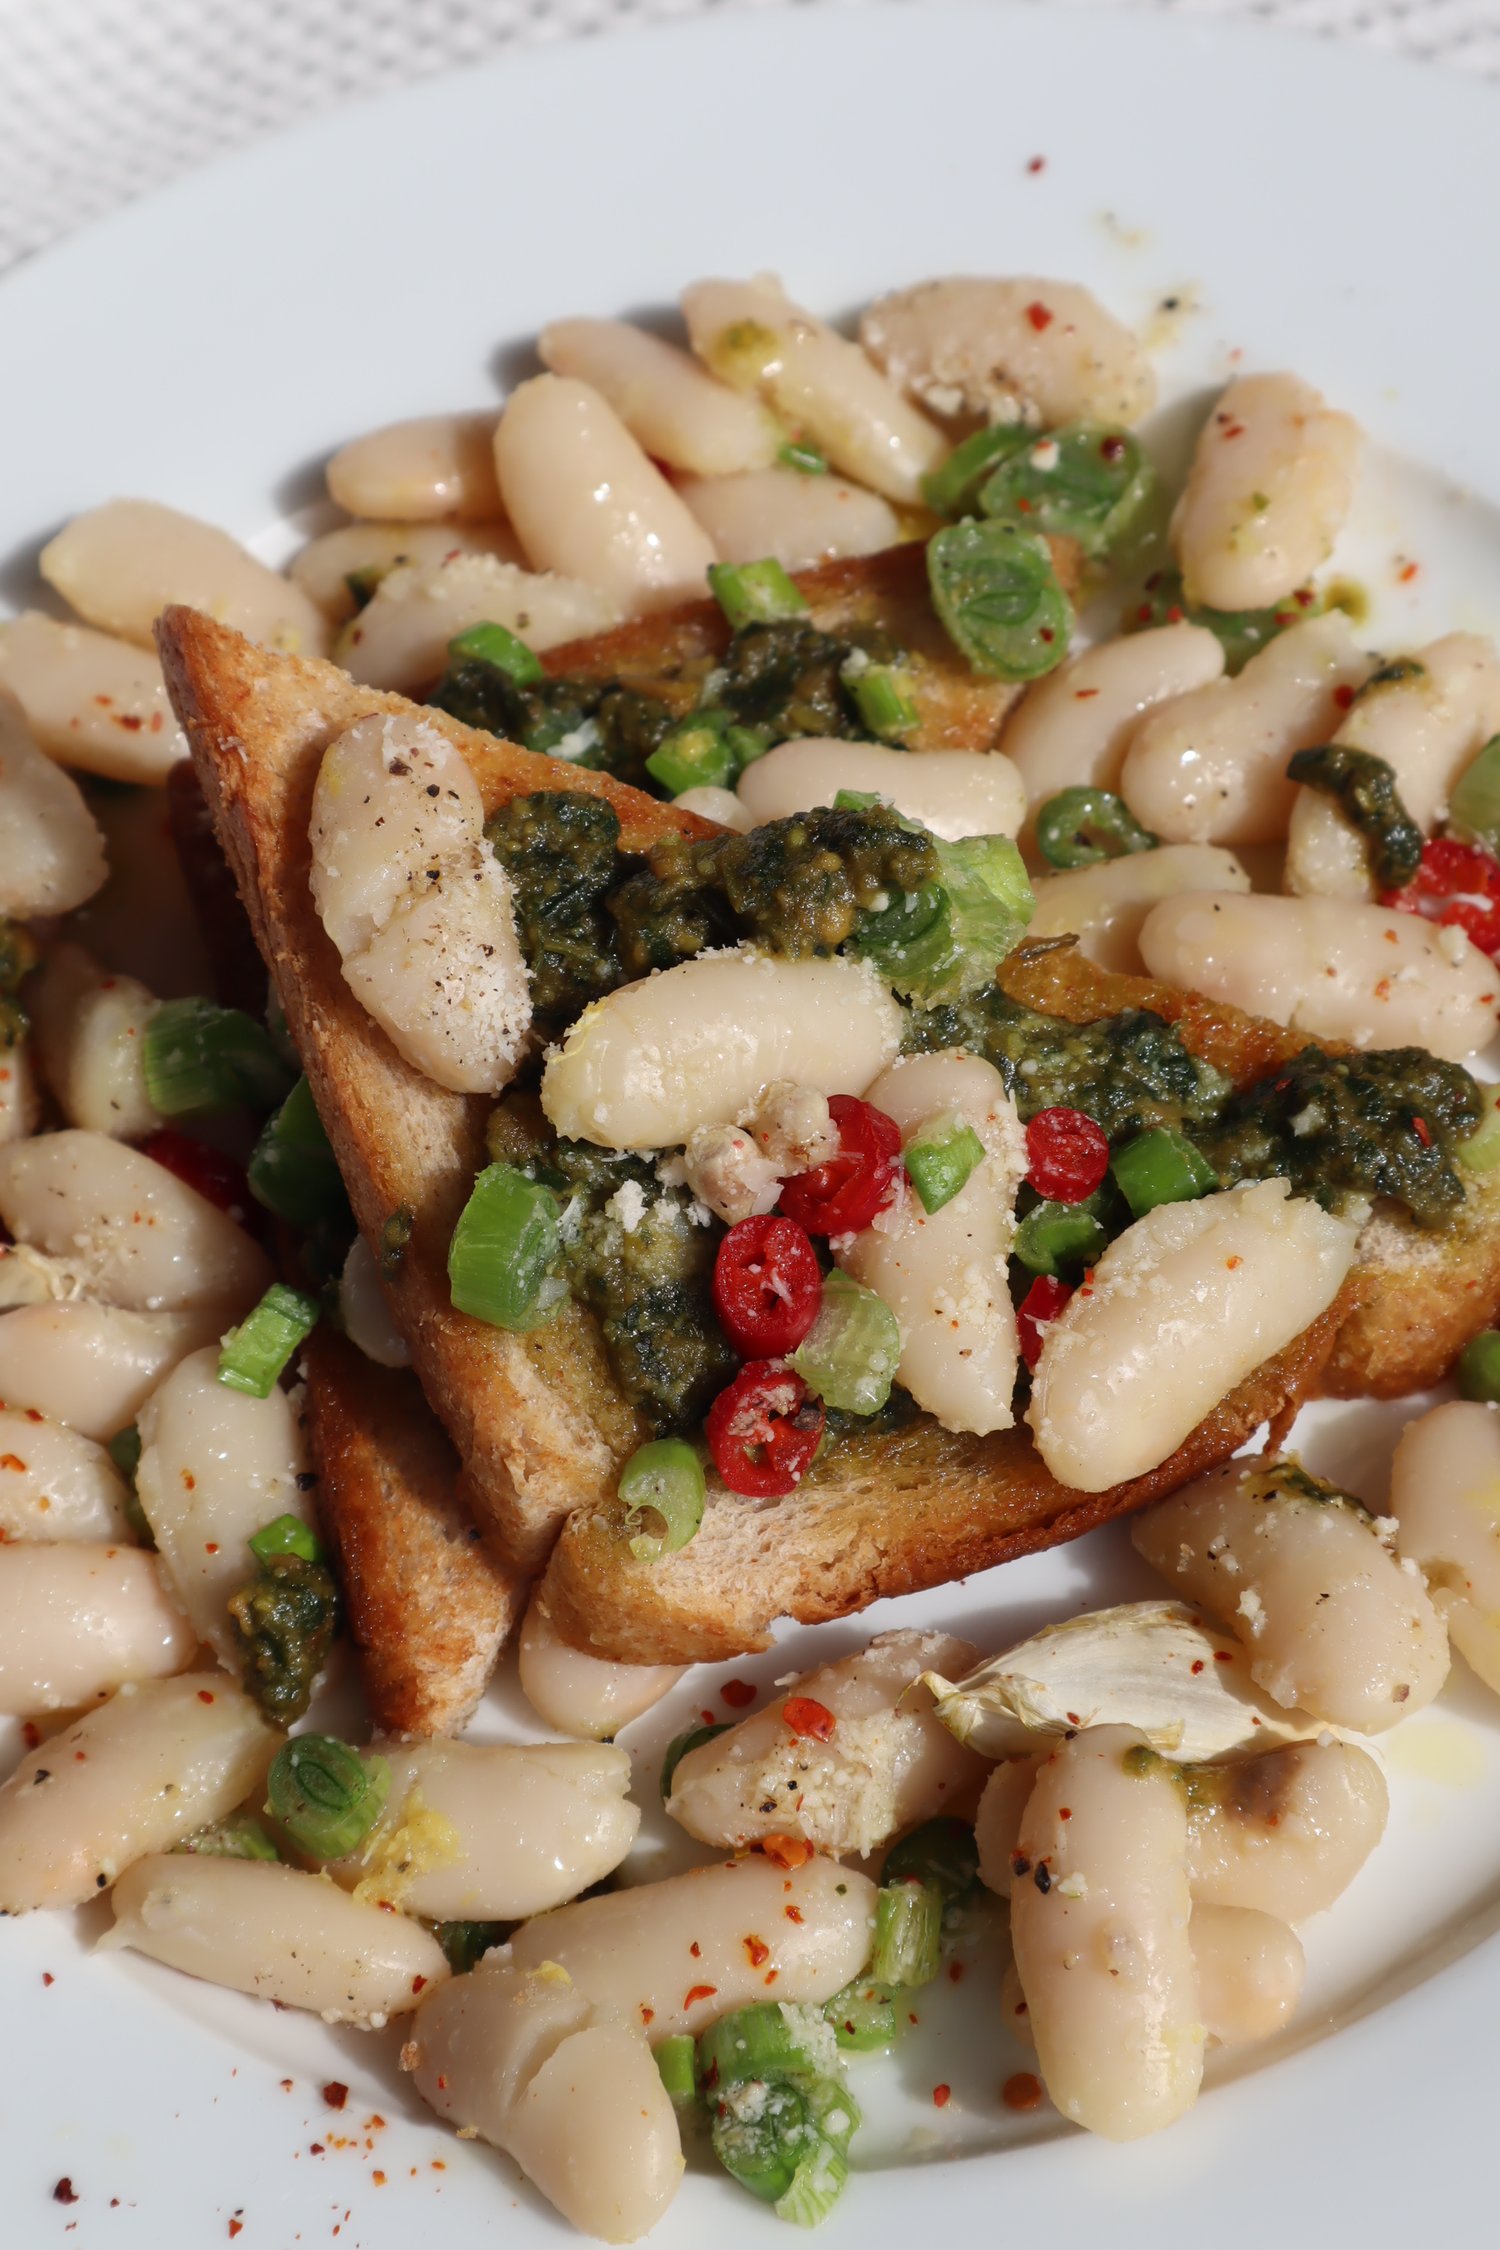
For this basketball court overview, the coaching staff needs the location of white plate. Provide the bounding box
[6,6,1500,2243]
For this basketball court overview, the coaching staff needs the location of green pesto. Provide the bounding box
[227,1553,340,1725]
[432,661,677,789]
[484,791,627,1025]
[714,617,898,743]
[1238,1454,1373,1523]
[1284,745,1422,891]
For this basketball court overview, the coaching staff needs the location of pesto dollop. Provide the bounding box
[485,791,627,1026]
[1283,744,1422,892]
[713,617,897,741]
[433,663,677,790]
[227,1553,340,1725]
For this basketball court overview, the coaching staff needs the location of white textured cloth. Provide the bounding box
[2,0,1499,274]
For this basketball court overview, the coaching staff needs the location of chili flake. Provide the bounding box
[1025,300,1053,331]
[1003,2072,1044,2112]
[933,2084,952,2108]
[322,2082,349,2110]
[53,2180,78,2205]
[721,1679,757,1708]
[684,1984,718,2008]
[744,1936,770,1967]
[783,1696,836,1741]
[760,1833,813,1870]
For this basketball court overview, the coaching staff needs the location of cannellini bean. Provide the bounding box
[1183,1740,1388,1916]
[518,1591,684,1740]
[31,944,161,1139]
[335,549,620,692]
[0,611,187,782]
[1191,1904,1304,2044]
[73,783,215,1001]
[1119,614,1375,846]
[667,1629,984,1857]
[0,1131,272,1316]
[406,1959,682,2244]
[0,1408,134,1541]
[1028,1181,1358,1493]
[1172,374,1361,611]
[0,1673,277,1910]
[0,1303,224,1441]
[0,1542,195,1713]
[1138,888,1500,1061]
[41,499,328,658]
[0,1045,38,1146]
[1390,1400,1500,1695]
[338,1234,410,1369]
[0,690,107,915]
[542,948,903,1150]
[683,275,945,505]
[678,467,899,572]
[135,1347,312,1667]
[1133,1458,1448,1730]
[289,519,523,624]
[1028,844,1250,974]
[309,714,531,1093]
[860,276,1156,428]
[509,1854,877,2043]
[974,1754,1043,1898]
[326,411,503,522]
[671,784,749,831]
[1009,1725,1201,2140]
[540,316,781,477]
[1284,633,1500,899]
[103,1854,449,2023]
[840,1052,1027,1435]
[493,376,717,615]
[737,738,1025,842]
[1001,624,1226,807]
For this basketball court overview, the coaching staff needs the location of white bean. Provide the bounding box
[1284,633,1500,899]
[289,520,523,624]
[41,499,328,658]
[860,276,1156,428]
[406,1959,683,2244]
[0,1673,277,1910]
[0,1130,272,1315]
[135,1346,312,1669]
[0,1302,224,1440]
[678,468,899,572]
[974,1754,1043,1898]
[338,1233,411,1369]
[1001,624,1226,807]
[667,1630,984,1857]
[737,738,1025,842]
[1133,1457,1448,1730]
[509,1854,877,2042]
[103,1853,449,2022]
[493,376,717,615]
[326,411,503,522]
[335,550,619,692]
[31,944,161,1140]
[671,784,749,831]
[1191,1904,1304,2044]
[839,1052,1026,1435]
[1009,1725,1201,2140]
[0,1045,38,1146]
[541,948,903,1150]
[1119,614,1375,846]
[1388,1400,1500,1695]
[1171,374,1360,611]
[1027,1180,1358,1493]
[518,1592,684,1740]
[683,275,945,505]
[1138,888,1500,1061]
[0,1541,195,1714]
[0,611,187,782]
[0,1407,134,1541]
[1028,844,1250,974]
[540,316,781,477]
[0,691,107,916]
[1183,1740,1388,1915]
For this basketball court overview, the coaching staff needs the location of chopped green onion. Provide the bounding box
[266,1734,390,1862]
[709,558,810,630]
[854,831,1034,1003]
[655,2034,701,2108]
[1458,1331,1500,1404]
[778,441,828,476]
[798,2072,860,2155]
[725,722,773,768]
[218,1283,320,1398]
[927,519,1071,681]
[143,997,292,1118]
[447,1163,565,1331]
[446,619,546,685]
[107,1424,142,1483]
[1125,569,1316,673]
[921,424,1032,518]
[823,1979,902,2051]
[710,2078,812,2205]
[618,1438,706,1561]
[248,1512,324,1567]
[1449,735,1500,857]
[871,1877,943,1987]
[979,422,1156,559]
[175,1812,281,1862]
[843,659,918,742]
[789,1270,902,1417]
[1110,1126,1217,1218]
[436,1919,509,1974]
[881,1816,979,1901]
[1012,1195,1110,1276]
[1285,745,1422,892]
[344,564,385,613]
[248,1076,349,1230]
[698,2004,831,2090]
[833,788,883,814]
[661,1721,730,1803]
[903,1112,985,1214]
[774,2140,849,2228]
[1035,786,1158,869]
[646,712,739,797]
[1459,1083,1500,1174]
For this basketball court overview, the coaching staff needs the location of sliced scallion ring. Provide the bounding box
[844,659,919,742]
[870,1876,943,1987]
[979,421,1156,559]
[708,557,810,631]
[447,1163,565,1331]
[921,423,1032,518]
[143,997,292,1119]
[218,1284,320,1399]
[1110,1126,1217,1218]
[618,1437,706,1561]
[926,518,1071,681]
[789,1270,902,1417]
[1035,785,1158,869]
[446,619,546,685]
[248,1512,324,1567]
[903,1111,985,1214]
[265,1734,390,1862]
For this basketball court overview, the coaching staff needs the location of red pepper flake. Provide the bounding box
[54,2180,79,2205]
[1003,2071,1044,2112]
[373,2172,387,2187]
[948,1961,965,1983]
[322,2082,349,2110]
[684,1984,718,2008]
[0,1452,24,1471]
[1073,687,1100,700]
[784,1903,804,1923]
[744,1935,770,1967]
[1025,301,1053,332]
[196,1689,215,1704]
[1334,683,1357,710]
[1398,560,1420,584]
[932,2084,952,2108]
[412,1975,428,1994]
[1026,155,1046,174]
[1058,1808,1072,1821]
[228,2226,243,2242]
[1191,1659,1206,1675]
[1213,1649,1234,1663]
[763,1968,779,1985]
[1221,421,1246,440]
[1225,1254,1244,1270]
[1100,434,1127,463]
[1413,1115,1432,1147]
[760,1833,813,1870]
[639,2004,655,2027]
[783,1696,835,1741]
[42,1971,54,1986]
[700,1708,716,1726]
[22,1720,40,1749]
[309,2144,325,2157]
[690,1940,702,1958]
[721,1678,757,1708]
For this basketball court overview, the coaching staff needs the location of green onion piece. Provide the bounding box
[107,1424,142,1483]
[774,2140,850,2228]
[265,1734,390,1862]
[979,422,1156,559]
[618,1437,706,1561]
[1035,786,1159,869]
[724,722,773,768]
[789,1270,902,1417]
[143,997,293,1119]
[698,2003,831,2090]
[844,660,918,742]
[871,1877,943,1987]
[854,831,1035,1003]
[344,564,385,613]
[1459,1083,1500,1175]
[218,1284,320,1399]
[927,519,1071,681]
[249,1076,350,1230]
[436,1919,509,1974]
[655,2034,701,2108]
[778,441,828,476]
[175,1811,281,1862]
[447,1163,565,1331]
[832,788,883,813]
[881,1816,980,1901]
[823,1979,902,2051]
[661,1721,731,1803]
[1448,736,1500,857]
[1285,744,1422,893]
[903,1113,985,1214]
[1458,1331,1500,1404]
[798,2073,861,2155]
[1012,1195,1110,1276]
[921,424,1032,518]
[1125,568,1316,673]
[646,713,739,797]
[1110,1126,1217,1218]
[446,619,546,685]
[248,1512,323,1567]
[709,2078,811,2205]
[708,558,810,630]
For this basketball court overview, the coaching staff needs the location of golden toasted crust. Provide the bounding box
[302,1329,522,1736]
